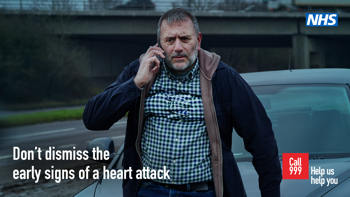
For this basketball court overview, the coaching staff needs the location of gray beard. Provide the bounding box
[164,45,198,72]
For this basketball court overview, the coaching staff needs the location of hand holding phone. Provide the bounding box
[134,43,165,89]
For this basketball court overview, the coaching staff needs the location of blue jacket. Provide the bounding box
[83,49,282,197]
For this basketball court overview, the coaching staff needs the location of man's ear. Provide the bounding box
[197,32,202,51]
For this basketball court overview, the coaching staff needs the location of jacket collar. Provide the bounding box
[198,49,221,81]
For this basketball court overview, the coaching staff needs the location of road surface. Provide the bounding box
[0,117,127,196]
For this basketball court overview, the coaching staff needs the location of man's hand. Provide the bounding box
[134,43,165,89]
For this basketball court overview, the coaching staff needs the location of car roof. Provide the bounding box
[241,68,350,86]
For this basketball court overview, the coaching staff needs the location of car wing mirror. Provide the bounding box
[86,137,116,164]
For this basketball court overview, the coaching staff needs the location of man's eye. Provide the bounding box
[166,39,174,42]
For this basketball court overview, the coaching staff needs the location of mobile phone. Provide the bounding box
[156,41,164,62]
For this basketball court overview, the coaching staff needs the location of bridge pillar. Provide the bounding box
[293,35,350,69]
[292,35,310,69]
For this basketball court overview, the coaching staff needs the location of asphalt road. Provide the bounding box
[0,118,127,196]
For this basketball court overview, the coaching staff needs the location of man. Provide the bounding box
[83,8,282,197]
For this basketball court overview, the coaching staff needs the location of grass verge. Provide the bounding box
[1,100,88,111]
[0,107,85,128]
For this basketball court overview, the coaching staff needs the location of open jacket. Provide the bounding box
[83,49,282,197]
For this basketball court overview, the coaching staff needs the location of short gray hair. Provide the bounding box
[157,8,200,39]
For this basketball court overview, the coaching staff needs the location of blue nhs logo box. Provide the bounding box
[306,13,338,26]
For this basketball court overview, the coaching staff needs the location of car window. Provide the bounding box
[232,85,350,159]
[255,86,350,113]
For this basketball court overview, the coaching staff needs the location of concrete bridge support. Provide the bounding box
[293,35,350,69]
[293,35,310,69]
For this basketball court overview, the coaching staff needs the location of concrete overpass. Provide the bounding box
[54,11,350,70]
[4,11,350,85]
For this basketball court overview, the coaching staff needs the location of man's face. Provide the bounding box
[159,19,202,72]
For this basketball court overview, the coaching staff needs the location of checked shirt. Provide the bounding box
[141,60,213,184]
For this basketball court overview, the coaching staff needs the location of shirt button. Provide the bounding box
[175,138,178,142]
[173,160,176,163]
[179,119,182,122]
[178,82,182,85]
[130,92,134,97]
[172,181,175,184]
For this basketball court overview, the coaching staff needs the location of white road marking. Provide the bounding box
[58,144,78,149]
[113,121,127,125]
[111,135,125,140]
[3,128,76,140]
[0,155,12,160]
[85,135,125,144]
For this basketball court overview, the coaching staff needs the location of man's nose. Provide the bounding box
[174,39,184,52]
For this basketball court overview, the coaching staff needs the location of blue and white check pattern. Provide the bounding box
[141,60,213,184]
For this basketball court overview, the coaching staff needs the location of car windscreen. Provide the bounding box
[232,84,350,159]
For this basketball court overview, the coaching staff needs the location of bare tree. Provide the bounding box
[218,0,267,12]
[31,0,76,12]
[88,0,122,11]
[218,0,245,11]
[51,0,76,11]
[172,0,217,12]
[0,15,90,104]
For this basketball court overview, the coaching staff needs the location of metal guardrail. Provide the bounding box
[0,0,268,12]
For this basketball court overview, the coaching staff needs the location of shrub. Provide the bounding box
[0,15,91,105]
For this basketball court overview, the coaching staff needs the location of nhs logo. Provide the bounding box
[306,13,338,26]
